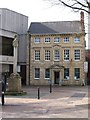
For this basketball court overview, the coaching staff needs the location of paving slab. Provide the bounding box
[0,85,89,118]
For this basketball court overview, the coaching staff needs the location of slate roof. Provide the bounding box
[28,21,83,35]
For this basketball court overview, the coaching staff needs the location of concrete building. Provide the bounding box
[27,12,86,86]
[0,8,28,85]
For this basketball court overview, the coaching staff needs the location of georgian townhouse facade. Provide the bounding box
[27,12,86,86]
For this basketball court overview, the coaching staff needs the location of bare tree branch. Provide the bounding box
[59,0,90,14]
[47,0,90,14]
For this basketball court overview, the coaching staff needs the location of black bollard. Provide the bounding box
[50,84,52,93]
[38,87,40,99]
[2,92,4,106]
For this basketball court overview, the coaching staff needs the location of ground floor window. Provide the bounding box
[64,68,69,79]
[45,68,50,79]
[35,68,40,79]
[74,68,80,80]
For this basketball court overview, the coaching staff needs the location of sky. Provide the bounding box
[0,0,88,48]
[0,0,81,25]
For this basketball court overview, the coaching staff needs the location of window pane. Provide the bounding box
[35,50,40,60]
[74,68,80,79]
[74,50,80,60]
[54,37,59,43]
[45,69,50,79]
[45,50,50,60]
[35,38,40,43]
[35,68,40,79]
[74,37,80,43]
[64,50,69,60]
[54,50,59,61]
[64,37,69,43]
[64,68,69,79]
[45,38,50,43]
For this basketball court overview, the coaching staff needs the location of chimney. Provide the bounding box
[80,11,85,31]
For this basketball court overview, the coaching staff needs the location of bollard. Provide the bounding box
[2,92,4,106]
[50,84,52,93]
[38,87,40,99]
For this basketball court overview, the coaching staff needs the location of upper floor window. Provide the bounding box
[35,50,40,60]
[34,38,40,43]
[74,50,80,60]
[64,68,69,80]
[74,37,80,43]
[74,68,80,80]
[45,68,50,79]
[45,50,50,60]
[45,38,50,43]
[35,68,40,79]
[54,50,59,61]
[54,37,59,43]
[64,50,69,61]
[64,37,69,43]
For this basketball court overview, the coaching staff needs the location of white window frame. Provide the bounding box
[34,68,40,79]
[45,68,50,79]
[45,50,50,61]
[35,50,40,61]
[54,50,60,61]
[64,50,69,61]
[64,37,69,43]
[74,50,80,61]
[34,38,40,43]
[54,37,59,43]
[45,38,50,43]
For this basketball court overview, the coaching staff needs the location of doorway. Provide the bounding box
[54,71,59,84]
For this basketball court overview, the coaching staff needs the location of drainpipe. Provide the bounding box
[28,33,31,86]
[27,32,31,86]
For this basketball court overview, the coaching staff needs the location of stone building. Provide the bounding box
[27,12,86,86]
[0,8,28,85]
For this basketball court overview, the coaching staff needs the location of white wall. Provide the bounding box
[88,8,90,49]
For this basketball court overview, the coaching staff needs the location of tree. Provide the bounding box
[48,0,90,14]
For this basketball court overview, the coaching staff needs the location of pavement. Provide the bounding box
[0,85,89,119]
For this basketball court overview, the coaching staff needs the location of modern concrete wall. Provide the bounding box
[0,8,28,63]
[0,8,28,35]
[0,8,28,83]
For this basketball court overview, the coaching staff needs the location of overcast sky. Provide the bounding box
[0,0,81,24]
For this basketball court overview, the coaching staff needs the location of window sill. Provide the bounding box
[64,79,69,80]
[74,79,80,80]
[34,78,40,80]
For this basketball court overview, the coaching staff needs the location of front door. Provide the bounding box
[54,71,59,84]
